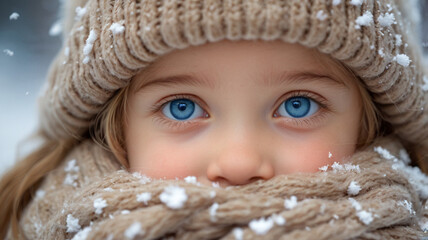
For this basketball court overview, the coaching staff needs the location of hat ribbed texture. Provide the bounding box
[39,0,428,146]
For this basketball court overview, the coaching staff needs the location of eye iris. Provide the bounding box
[170,99,195,120]
[285,97,310,118]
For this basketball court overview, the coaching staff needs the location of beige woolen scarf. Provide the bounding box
[17,136,428,240]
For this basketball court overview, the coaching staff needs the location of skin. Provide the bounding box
[125,40,362,187]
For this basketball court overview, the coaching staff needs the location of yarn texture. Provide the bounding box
[17,137,428,239]
[14,0,428,239]
[38,0,428,152]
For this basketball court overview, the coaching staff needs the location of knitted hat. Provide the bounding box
[39,0,427,157]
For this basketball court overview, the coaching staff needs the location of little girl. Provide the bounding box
[1,0,428,239]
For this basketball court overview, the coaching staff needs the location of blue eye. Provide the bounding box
[162,98,204,121]
[277,96,319,118]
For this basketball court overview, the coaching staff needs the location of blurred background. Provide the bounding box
[0,0,428,176]
[1,0,61,175]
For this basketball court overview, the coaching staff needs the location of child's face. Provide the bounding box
[125,40,362,186]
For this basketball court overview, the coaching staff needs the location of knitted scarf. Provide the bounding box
[18,136,428,240]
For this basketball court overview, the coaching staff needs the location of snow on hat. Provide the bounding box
[39,0,427,157]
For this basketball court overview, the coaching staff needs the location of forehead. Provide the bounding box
[132,40,357,90]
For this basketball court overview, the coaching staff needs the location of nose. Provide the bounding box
[206,138,275,186]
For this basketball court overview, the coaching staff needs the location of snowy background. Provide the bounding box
[0,1,428,176]
[1,0,61,175]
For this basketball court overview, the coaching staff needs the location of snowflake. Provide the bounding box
[159,186,188,209]
[233,228,243,240]
[9,12,19,20]
[316,10,328,21]
[75,7,87,21]
[184,176,199,185]
[284,196,298,209]
[348,198,362,211]
[378,13,396,27]
[355,11,373,29]
[378,48,385,57]
[419,219,428,232]
[124,222,144,239]
[64,47,70,57]
[394,54,411,67]
[357,210,373,225]
[332,0,342,5]
[271,214,286,226]
[331,162,361,173]
[249,217,274,235]
[35,189,46,199]
[399,149,411,164]
[3,49,14,56]
[94,198,107,214]
[49,20,62,36]
[374,146,397,161]
[209,202,219,222]
[398,200,416,215]
[347,181,361,196]
[71,226,92,240]
[350,0,364,6]
[63,173,78,187]
[136,192,151,205]
[109,22,125,35]
[82,30,98,64]
[66,214,81,233]
[64,159,79,172]
[132,172,152,184]
[395,34,402,47]
[422,76,428,91]
[319,165,329,172]
[348,198,373,225]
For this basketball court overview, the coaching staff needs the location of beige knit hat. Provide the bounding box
[39,0,427,158]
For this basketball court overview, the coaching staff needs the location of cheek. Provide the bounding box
[274,139,330,173]
[298,140,356,171]
[274,130,358,173]
[128,137,202,179]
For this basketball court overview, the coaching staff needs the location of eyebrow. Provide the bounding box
[265,71,348,89]
[137,73,215,91]
[137,71,347,91]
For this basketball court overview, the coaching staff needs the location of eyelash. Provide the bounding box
[272,91,332,128]
[150,91,332,130]
[150,94,209,130]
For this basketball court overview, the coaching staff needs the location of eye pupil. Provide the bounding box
[292,100,301,109]
[178,102,187,111]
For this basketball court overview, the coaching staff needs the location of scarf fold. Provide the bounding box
[19,136,428,240]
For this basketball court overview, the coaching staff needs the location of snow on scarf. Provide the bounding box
[17,137,428,240]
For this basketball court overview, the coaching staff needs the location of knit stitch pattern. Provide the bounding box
[38,0,428,151]
[18,137,428,239]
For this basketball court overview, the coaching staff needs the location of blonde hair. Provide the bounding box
[0,135,77,239]
[0,50,420,240]
[91,87,130,168]
[311,50,383,149]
